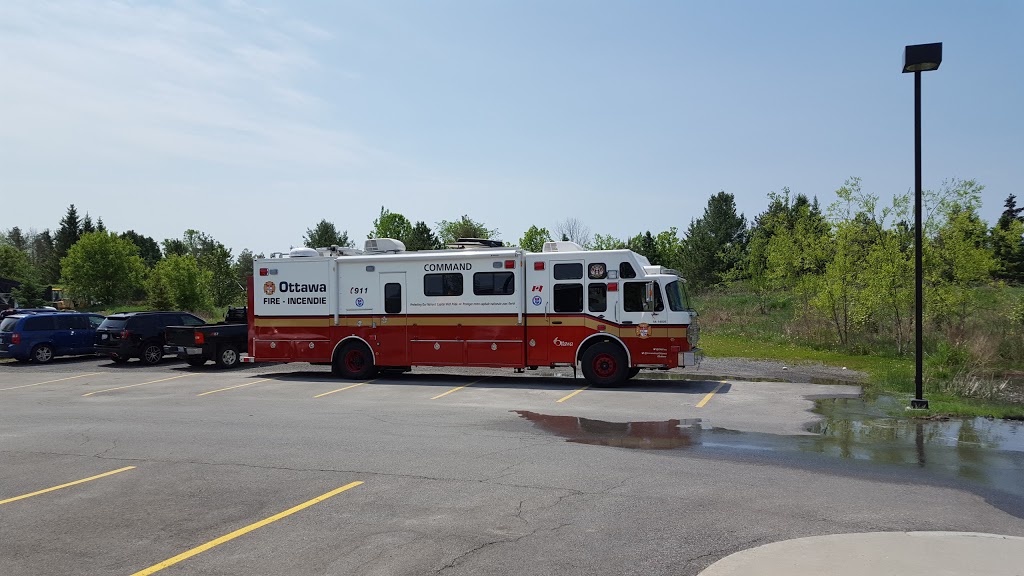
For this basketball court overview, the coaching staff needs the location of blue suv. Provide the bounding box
[0,312,105,363]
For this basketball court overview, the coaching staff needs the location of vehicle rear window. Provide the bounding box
[99,318,128,331]
[0,318,17,332]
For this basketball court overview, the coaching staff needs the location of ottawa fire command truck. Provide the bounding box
[242,238,700,386]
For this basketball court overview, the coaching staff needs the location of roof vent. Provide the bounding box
[365,238,406,253]
[289,247,319,258]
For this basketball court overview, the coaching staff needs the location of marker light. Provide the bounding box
[534,262,545,270]
[259,268,269,276]
[504,260,516,269]
[608,282,618,292]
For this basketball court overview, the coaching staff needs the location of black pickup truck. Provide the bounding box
[164,307,248,368]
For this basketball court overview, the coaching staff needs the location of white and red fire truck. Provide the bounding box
[242,238,700,386]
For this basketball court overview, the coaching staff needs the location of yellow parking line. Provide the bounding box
[198,378,273,397]
[430,378,486,400]
[313,381,369,398]
[83,373,199,397]
[0,372,104,392]
[131,481,364,576]
[696,381,726,408]
[556,385,590,403]
[0,466,135,506]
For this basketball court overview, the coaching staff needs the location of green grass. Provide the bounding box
[701,333,1024,419]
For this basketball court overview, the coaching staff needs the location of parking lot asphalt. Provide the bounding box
[2,356,1024,575]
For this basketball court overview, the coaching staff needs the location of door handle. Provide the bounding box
[551,321,563,325]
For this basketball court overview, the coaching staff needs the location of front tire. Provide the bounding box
[141,342,164,365]
[334,341,376,379]
[31,344,55,364]
[581,342,628,387]
[216,344,240,368]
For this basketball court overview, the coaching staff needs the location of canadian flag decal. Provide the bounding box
[531,285,543,292]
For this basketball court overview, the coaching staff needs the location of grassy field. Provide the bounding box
[696,287,1024,419]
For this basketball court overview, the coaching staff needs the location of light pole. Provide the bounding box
[903,42,942,410]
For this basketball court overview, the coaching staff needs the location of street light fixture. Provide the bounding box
[903,42,942,410]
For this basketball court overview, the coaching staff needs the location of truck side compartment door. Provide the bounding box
[374,272,408,367]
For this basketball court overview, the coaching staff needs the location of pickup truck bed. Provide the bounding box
[164,308,247,368]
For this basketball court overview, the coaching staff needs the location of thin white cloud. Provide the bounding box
[0,1,373,171]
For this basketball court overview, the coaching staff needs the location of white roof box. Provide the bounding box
[542,241,584,252]
[365,238,406,253]
[289,247,319,257]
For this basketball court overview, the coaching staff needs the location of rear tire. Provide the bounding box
[334,341,376,380]
[186,357,207,367]
[140,342,163,365]
[31,344,54,364]
[216,344,240,368]
[581,342,628,387]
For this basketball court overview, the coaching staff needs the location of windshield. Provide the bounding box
[666,280,691,311]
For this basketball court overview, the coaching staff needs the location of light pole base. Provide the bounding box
[909,398,930,410]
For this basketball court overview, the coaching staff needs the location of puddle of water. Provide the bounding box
[513,397,1024,502]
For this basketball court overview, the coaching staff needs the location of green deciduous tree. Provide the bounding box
[30,230,59,284]
[437,215,498,245]
[61,231,146,305]
[369,207,413,245]
[518,225,552,252]
[0,245,32,282]
[591,234,626,250]
[406,221,441,251]
[303,220,352,248]
[147,255,212,311]
[163,230,237,307]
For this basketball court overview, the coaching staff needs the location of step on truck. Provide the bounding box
[241,238,701,386]
[164,307,248,368]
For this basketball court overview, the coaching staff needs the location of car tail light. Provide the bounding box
[120,329,131,340]
[11,333,20,344]
[194,331,205,345]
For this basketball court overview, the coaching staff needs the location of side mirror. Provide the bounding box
[643,281,656,312]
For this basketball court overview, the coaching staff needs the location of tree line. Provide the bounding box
[2,179,1022,358]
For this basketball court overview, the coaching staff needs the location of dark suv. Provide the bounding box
[94,312,205,365]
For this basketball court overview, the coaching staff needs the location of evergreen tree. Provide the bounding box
[678,191,748,291]
[54,204,83,258]
[81,214,95,234]
[5,227,28,251]
[627,231,660,264]
[993,194,1024,282]
[406,221,441,251]
[30,230,59,284]
[121,230,163,267]
[96,217,107,233]
[303,220,351,248]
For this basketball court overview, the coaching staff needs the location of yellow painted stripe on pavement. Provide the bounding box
[313,381,368,398]
[556,385,590,403]
[198,378,273,397]
[131,481,364,576]
[83,374,199,397]
[430,378,486,400]
[696,381,726,408]
[0,372,104,392]
[0,466,135,506]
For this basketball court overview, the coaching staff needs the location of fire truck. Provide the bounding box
[241,238,700,386]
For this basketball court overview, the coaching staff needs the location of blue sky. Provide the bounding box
[1,1,1021,257]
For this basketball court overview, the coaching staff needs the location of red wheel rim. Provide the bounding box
[593,353,617,378]
[345,350,365,372]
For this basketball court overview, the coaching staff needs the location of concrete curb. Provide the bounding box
[698,531,1024,576]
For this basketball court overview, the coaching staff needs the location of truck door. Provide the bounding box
[526,259,585,366]
[374,272,408,367]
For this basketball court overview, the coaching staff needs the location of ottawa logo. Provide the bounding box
[636,323,650,339]
[553,337,574,347]
[263,281,276,296]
